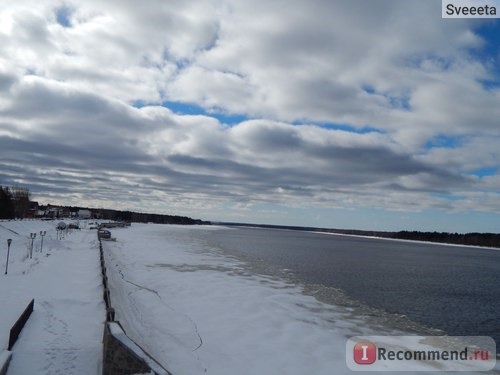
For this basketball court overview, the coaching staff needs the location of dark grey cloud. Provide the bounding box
[0,71,16,92]
[0,72,482,216]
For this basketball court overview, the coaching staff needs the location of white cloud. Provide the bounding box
[0,0,499,229]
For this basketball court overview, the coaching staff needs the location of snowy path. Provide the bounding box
[0,221,105,374]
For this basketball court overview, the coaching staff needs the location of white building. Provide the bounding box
[78,209,92,219]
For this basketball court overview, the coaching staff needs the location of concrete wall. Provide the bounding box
[99,239,170,375]
[102,322,155,375]
[0,350,12,375]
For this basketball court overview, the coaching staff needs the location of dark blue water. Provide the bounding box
[201,227,500,349]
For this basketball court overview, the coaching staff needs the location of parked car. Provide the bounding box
[98,229,111,239]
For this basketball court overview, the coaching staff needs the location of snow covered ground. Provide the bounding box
[2,220,497,374]
[0,219,105,374]
[103,223,489,375]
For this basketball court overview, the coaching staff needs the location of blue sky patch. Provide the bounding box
[134,99,386,133]
[132,100,152,108]
[385,93,410,110]
[432,193,464,201]
[425,135,463,149]
[362,85,410,110]
[55,5,73,28]
[162,101,249,124]
[469,167,497,177]
[293,121,384,134]
[473,21,500,89]
[362,85,376,94]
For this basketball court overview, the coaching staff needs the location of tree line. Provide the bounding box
[0,185,31,219]
[0,185,205,225]
[88,208,206,225]
[221,223,500,248]
[314,228,500,248]
[3,184,499,246]
[386,230,500,248]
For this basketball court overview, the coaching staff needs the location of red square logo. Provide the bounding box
[354,342,377,364]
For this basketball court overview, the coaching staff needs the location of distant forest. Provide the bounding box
[324,228,500,249]
[2,184,500,247]
[220,223,500,249]
[0,185,30,219]
[82,207,206,225]
[0,185,205,225]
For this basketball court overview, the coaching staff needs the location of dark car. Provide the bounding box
[98,229,111,239]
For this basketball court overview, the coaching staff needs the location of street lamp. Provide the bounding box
[5,239,12,275]
[39,231,46,253]
[29,233,36,259]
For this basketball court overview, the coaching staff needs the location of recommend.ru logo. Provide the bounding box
[353,342,377,365]
[347,336,496,372]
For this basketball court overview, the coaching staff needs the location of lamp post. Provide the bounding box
[5,239,12,275]
[39,231,46,253]
[29,233,36,259]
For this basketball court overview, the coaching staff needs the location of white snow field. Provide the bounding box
[0,219,105,374]
[2,220,497,374]
[103,223,458,375]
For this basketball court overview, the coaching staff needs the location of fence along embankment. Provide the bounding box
[98,228,170,375]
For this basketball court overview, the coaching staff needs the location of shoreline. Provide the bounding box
[317,230,500,251]
[220,224,500,251]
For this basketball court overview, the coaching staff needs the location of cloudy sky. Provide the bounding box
[1,0,499,232]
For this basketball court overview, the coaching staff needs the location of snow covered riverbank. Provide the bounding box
[0,219,105,374]
[3,220,495,374]
[103,223,454,375]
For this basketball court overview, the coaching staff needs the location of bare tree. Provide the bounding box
[10,185,31,218]
[0,186,14,219]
